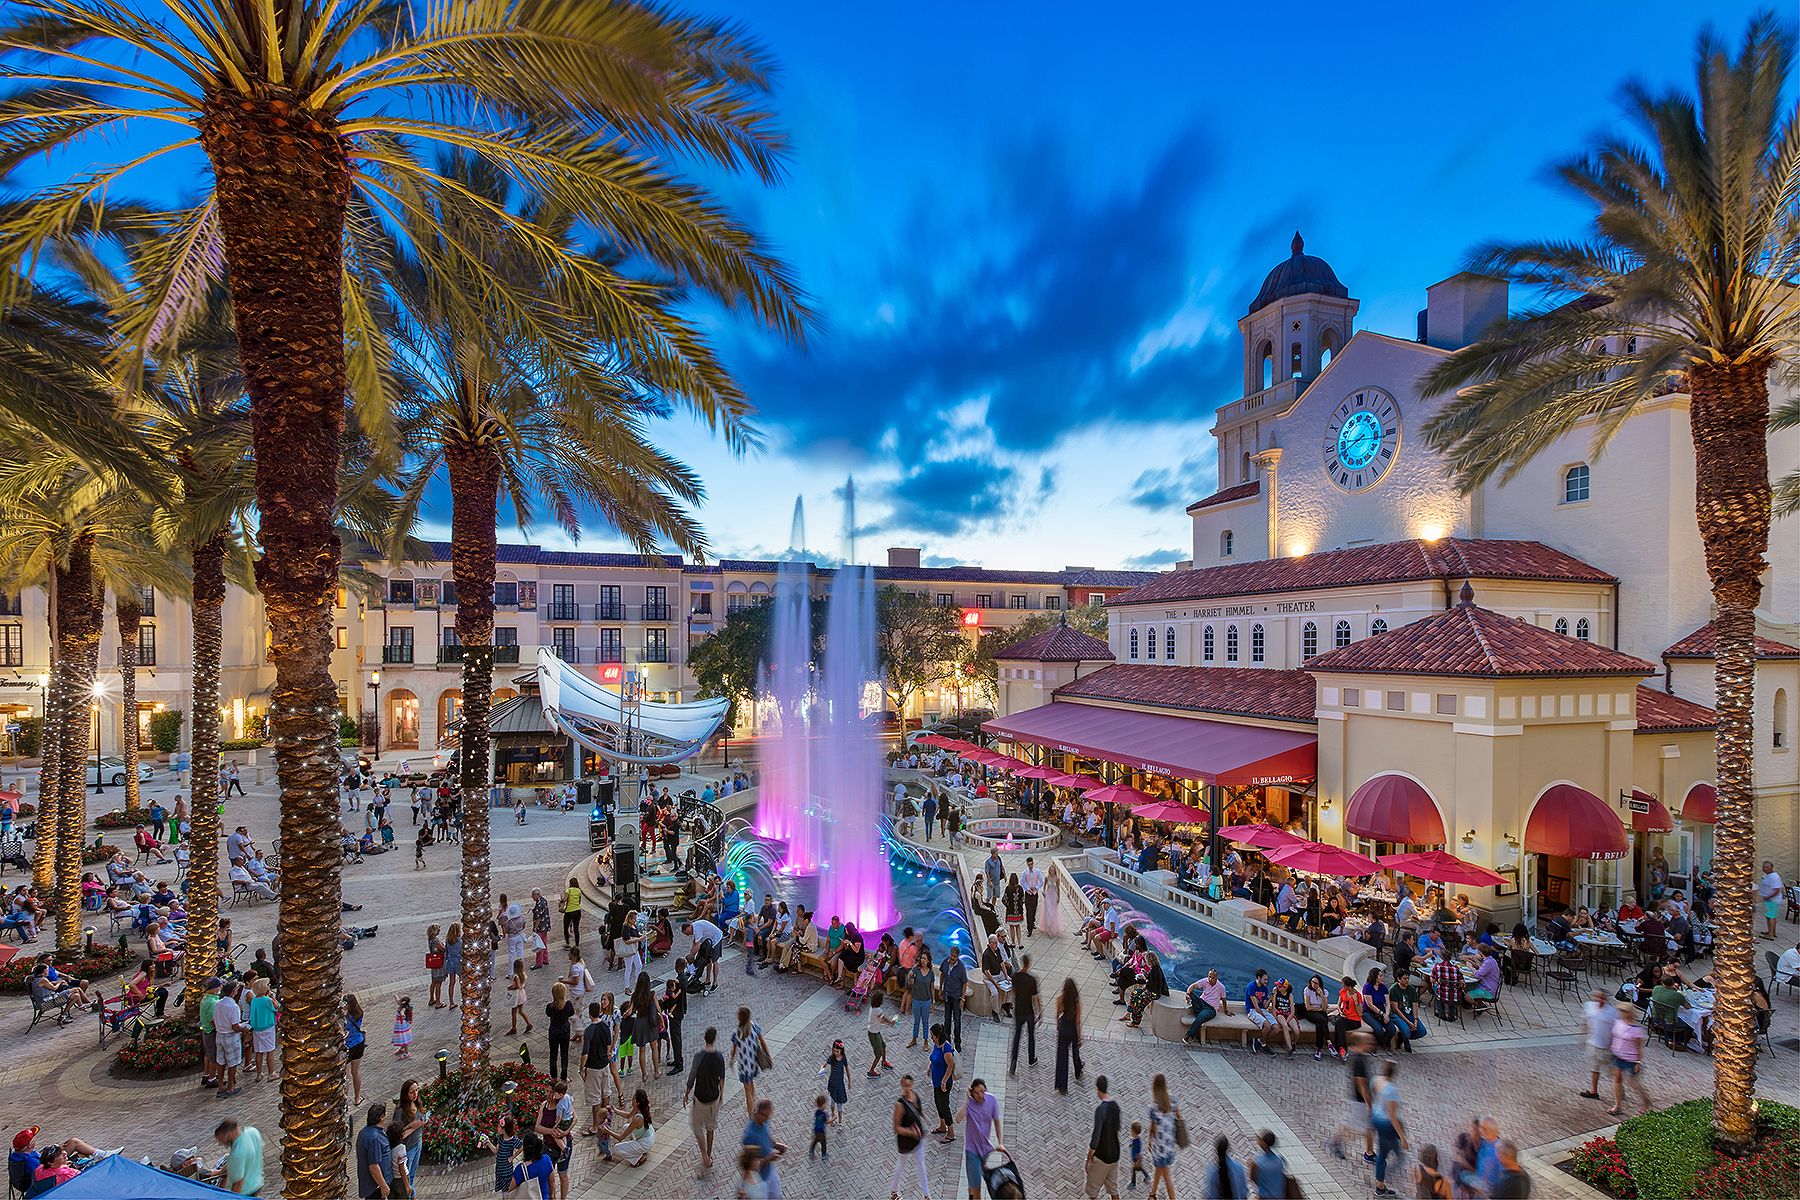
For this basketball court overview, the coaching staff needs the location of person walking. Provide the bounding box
[891,1074,931,1199]
[941,950,968,1052]
[1579,990,1618,1100]
[1145,1073,1182,1200]
[1370,1059,1407,1197]
[922,793,938,843]
[1327,1031,1376,1163]
[683,1027,727,1178]
[732,1007,770,1115]
[961,1079,1003,1200]
[928,1025,957,1142]
[1021,858,1044,936]
[1085,1075,1122,1200]
[1201,1135,1249,1199]
[1055,976,1084,1094]
[908,948,936,1047]
[579,1002,612,1137]
[1608,1002,1652,1116]
[741,1098,786,1200]
[1249,1131,1289,1200]
[562,877,582,948]
[1008,952,1040,1074]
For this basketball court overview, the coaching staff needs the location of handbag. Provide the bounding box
[754,1033,773,1070]
[425,951,445,971]
[1172,1106,1190,1149]
[1284,1175,1305,1199]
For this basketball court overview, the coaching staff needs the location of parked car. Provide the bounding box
[863,710,901,733]
[86,756,155,787]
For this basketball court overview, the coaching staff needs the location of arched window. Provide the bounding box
[1202,625,1215,662]
[1302,622,1318,660]
[1259,342,1274,390]
[1290,342,1303,378]
[1226,626,1240,663]
[1334,620,1352,649]
[1145,627,1158,660]
[1563,463,1591,503]
[1220,530,1234,558]
[1575,618,1591,642]
[1775,688,1789,749]
[1554,618,1569,637]
[1321,328,1338,367]
[1251,624,1265,663]
[1165,627,1176,660]
[1240,451,1253,483]
[1128,628,1139,660]
[1370,618,1388,636]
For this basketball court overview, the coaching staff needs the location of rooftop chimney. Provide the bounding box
[887,547,922,569]
[1423,273,1508,350]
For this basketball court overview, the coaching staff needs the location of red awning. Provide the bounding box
[1344,774,1446,845]
[1682,783,1716,824]
[1629,789,1674,834]
[982,701,1315,787]
[1525,784,1628,860]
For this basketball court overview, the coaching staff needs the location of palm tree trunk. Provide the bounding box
[33,569,60,890]
[183,533,226,1020]
[199,94,353,1199]
[51,534,100,953]
[1689,361,1773,1153]
[448,440,500,1074]
[115,591,142,815]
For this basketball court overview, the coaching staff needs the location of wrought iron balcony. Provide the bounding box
[595,602,625,621]
[382,644,415,664]
[640,604,671,622]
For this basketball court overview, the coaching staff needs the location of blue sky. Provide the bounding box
[615,0,1768,571]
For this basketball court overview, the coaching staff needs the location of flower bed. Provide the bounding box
[113,1019,203,1075]
[94,810,142,829]
[81,841,120,864]
[420,1062,557,1164]
[0,945,134,993]
[1571,1099,1800,1199]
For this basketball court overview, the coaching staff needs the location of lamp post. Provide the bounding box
[368,669,382,760]
[91,680,106,793]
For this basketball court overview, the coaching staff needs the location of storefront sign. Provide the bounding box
[1250,775,1301,786]
[1190,604,1256,618]
[1626,796,1652,815]
[1274,600,1316,613]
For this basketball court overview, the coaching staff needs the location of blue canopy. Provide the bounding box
[42,1154,234,1199]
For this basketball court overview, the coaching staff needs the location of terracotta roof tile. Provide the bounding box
[1052,663,1316,723]
[1633,686,1717,733]
[1185,480,1261,513]
[1112,537,1615,606]
[1661,621,1800,660]
[1303,592,1655,679]
[993,625,1115,662]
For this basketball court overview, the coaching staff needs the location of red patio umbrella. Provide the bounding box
[0,788,22,805]
[1376,850,1504,888]
[1217,823,1301,850]
[1267,839,1381,877]
[1084,783,1156,807]
[1013,765,1060,780]
[1131,799,1209,825]
[964,749,1006,765]
[1043,772,1101,789]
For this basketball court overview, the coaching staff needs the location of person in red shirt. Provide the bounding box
[1617,897,1645,923]
[32,1146,81,1188]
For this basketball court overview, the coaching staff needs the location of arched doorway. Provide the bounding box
[438,689,463,733]
[388,689,420,749]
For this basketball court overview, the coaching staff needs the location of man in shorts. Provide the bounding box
[579,1003,613,1131]
[212,981,247,1097]
[684,919,723,992]
[1760,861,1784,940]
[1580,989,1619,1098]
[197,977,222,1089]
[684,1027,727,1177]
[1243,969,1279,1055]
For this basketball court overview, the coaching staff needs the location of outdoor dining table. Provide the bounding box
[1572,930,1624,948]
[1418,953,1481,985]
[1679,987,1715,1044]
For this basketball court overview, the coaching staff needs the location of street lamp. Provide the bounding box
[368,670,382,759]
[90,679,106,793]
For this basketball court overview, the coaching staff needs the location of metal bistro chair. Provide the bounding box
[1545,952,1583,1000]
[1646,998,1683,1049]
[1505,948,1535,992]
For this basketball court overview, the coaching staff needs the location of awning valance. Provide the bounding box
[1525,784,1628,860]
[1344,774,1446,845]
[1682,783,1716,824]
[1628,789,1674,834]
[981,701,1316,787]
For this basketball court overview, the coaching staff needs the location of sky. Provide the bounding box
[584,0,1771,571]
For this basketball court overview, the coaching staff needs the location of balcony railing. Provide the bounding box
[137,648,156,667]
[642,647,669,663]
[439,644,464,663]
[382,644,415,664]
[595,602,625,621]
[597,648,624,664]
[547,603,581,622]
[551,643,580,662]
[640,604,671,622]
[494,644,520,664]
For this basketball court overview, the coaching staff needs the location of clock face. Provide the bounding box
[1322,388,1401,491]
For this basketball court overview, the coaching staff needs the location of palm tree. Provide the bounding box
[1,5,806,1186]
[381,156,743,1070]
[1420,15,1799,1150]
[112,586,142,814]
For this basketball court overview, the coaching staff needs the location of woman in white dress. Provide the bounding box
[1041,867,1064,937]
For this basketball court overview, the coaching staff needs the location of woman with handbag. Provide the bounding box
[731,1006,773,1114]
[1147,1072,1186,1200]
[425,925,447,1008]
[890,1073,930,1199]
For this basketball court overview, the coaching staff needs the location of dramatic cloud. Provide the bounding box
[1127,453,1215,512]
[873,455,1055,538]
[1124,547,1189,568]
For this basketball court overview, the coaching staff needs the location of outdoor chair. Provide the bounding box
[1505,948,1534,991]
[1545,954,1581,999]
[1646,999,1682,1048]
[228,880,258,907]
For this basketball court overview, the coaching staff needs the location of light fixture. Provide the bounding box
[90,680,105,699]
[1461,829,1476,846]
[1419,524,1445,542]
[1504,833,1519,848]
[435,1049,449,1080]
[1319,796,1332,812]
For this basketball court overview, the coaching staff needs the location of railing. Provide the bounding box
[640,604,671,622]
[547,603,581,622]
[597,648,624,664]
[550,643,581,663]
[439,644,464,663]
[595,602,624,621]
[641,647,669,664]
[494,645,520,663]
[137,648,156,667]
[382,644,414,664]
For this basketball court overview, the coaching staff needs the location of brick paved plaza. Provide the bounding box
[7,765,1798,1198]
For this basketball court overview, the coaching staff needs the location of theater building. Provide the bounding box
[987,235,1798,925]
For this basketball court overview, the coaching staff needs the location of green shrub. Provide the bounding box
[219,738,265,751]
[339,712,358,741]
[148,709,183,754]
[1615,1099,1800,1199]
[10,716,41,758]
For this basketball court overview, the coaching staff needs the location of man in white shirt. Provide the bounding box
[229,859,276,901]
[1776,942,1800,989]
[684,919,724,991]
[246,851,277,886]
[1020,859,1044,937]
[1274,879,1298,931]
[1580,990,1619,1099]
[1759,862,1784,940]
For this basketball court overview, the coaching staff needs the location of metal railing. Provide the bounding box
[438,644,464,663]
[595,602,625,621]
[640,604,671,622]
[547,603,581,622]
[382,644,414,664]
[494,645,521,663]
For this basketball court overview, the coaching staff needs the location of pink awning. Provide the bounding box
[982,702,1316,787]
[1525,784,1628,860]
[1345,774,1446,845]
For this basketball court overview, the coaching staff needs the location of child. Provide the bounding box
[507,963,532,1035]
[866,993,898,1077]
[488,1115,521,1195]
[392,996,413,1059]
[1129,1120,1147,1191]
[414,825,431,870]
[737,1145,769,1200]
[515,797,527,826]
[617,999,636,1079]
[808,1095,829,1161]
[821,1039,850,1125]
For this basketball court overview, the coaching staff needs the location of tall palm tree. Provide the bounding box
[112,586,142,814]
[1420,15,1799,1150]
[1,5,807,1186]
[381,155,742,1071]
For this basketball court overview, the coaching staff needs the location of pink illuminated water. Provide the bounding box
[814,563,895,931]
[756,529,825,873]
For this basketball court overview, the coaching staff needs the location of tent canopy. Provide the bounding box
[40,1154,234,1199]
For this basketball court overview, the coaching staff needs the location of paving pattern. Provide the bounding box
[5,764,1798,1198]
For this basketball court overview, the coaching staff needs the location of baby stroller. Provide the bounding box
[845,950,887,1014]
[983,1149,1025,1198]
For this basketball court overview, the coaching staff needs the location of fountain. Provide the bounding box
[755,500,825,871]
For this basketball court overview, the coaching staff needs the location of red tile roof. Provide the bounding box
[1303,589,1656,679]
[1633,686,1717,734]
[993,625,1115,663]
[1052,663,1316,723]
[1185,480,1261,513]
[1111,537,1614,607]
[1661,622,1800,660]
